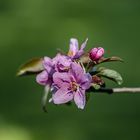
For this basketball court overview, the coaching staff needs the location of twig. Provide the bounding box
[88,87,140,94]
[113,87,140,93]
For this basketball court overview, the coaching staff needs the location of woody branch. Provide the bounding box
[88,87,140,94]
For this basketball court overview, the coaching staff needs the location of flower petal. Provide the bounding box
[96,47,104,58]
[53,54,72,72]
[52,53,61,64]
[52,87,73,104]
[74,38,88,59]
[36,70,48,85]
[43,57,53,73]
[74,90,86,109]
[68,38,79,57]
[81,73,92,90]
[53,72,71,88]
[80,38,88,50]
[69,62,84,83]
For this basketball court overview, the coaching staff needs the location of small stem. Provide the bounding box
[88,87,140,94]
[80,62,86,73]
[113,87,140,93]
[85,61,90,71]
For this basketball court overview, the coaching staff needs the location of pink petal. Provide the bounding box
[53,54,71,72]
[52,88,73,104]
[80,38,88,50]
[43,57,53,72]
[81,73,92,90]
[69,62,84,83]
[68,38,79,57]
[53,72,71,88]
[36,70,48,85]
[74,38,88,59]
[96,47,104,58]
[74,90,86,109]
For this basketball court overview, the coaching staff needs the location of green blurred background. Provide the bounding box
[0,0,140,140]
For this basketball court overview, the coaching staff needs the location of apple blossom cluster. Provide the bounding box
[36,38,104,109]
[17,38,123,111]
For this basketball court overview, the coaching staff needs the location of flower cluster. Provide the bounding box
[36,38,94,109]
[36,38,105,109]
[17,37,123,111]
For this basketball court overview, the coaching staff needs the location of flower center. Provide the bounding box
[68,50,74,57]
[71,82,79,92]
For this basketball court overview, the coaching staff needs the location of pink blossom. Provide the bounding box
[51,62,92,109]
[36,54,72,86]
[68,38,88,59]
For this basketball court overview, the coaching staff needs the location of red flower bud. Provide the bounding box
[89,47,104,61]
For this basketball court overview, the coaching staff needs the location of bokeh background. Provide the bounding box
[0,0,140,140]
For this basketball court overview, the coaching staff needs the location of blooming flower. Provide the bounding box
[53,53,72,72]
[51,62,92,109]
[89,47,104,61]
[36,57,53,86]
[36,54,72,86]
[36,38,88,86]
[68,38,88,59]
[18,36,123,112]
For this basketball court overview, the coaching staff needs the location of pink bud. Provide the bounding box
[89,47,104,61]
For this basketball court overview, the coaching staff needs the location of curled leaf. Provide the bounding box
[97,67,123,85]
[98,56,123,64]
[17,58,44,76]
[42,85,50,112]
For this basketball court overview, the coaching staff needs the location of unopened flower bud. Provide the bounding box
[92,75,105,86]
[89,47,104,61]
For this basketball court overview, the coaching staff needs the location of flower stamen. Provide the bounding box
[71,82,79,92]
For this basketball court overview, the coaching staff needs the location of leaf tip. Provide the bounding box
[16,69,25,77]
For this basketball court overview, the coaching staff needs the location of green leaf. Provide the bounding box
[41,85,50,112]
[97,67,123,85]
[17,58,44,76]
[98,56,123,64]
[91,83,101,90]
